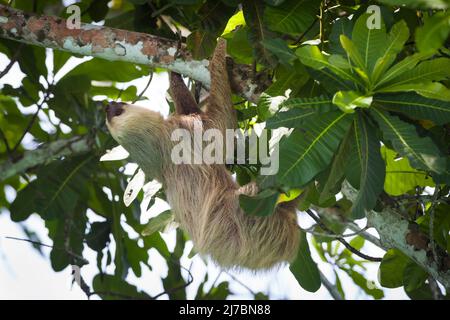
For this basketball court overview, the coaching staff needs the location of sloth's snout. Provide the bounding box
[106,101,126,122]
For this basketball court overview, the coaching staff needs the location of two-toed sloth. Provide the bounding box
[106,39,300,269]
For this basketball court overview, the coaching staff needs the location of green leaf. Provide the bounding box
[374,93,450,125]
[339,35,366,72]
[86,221,111,251]
[10,156,94,221]
[332,91,373,113]
[265,61,309,97]
[416,12,450,54]
[403,262,429,292]
[382,146,434,196]
[296,45,358,83]
[376,53,430,88]
[277,111,352,187]
[378,58,450,89]
[345,269,384,299]
[347,113,386,219]
[93,274,151,300]
[261,38,297,65]
[370,108,446,173]
[377,0,448,9]
[319,128,353,202]
[222,10,246,35]
[266,108,316,128]
[264,0,317,35]
[278,96,334,111]
[352,13,388,74]
[239,189,279,216]
[141,210,175,236]
[379,249,410,288]
[372,20,410,83]
[377,82,450,102]
[289,231,321,292]
[64,58,147,82]
[329,17,354,56]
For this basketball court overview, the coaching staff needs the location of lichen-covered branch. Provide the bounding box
[342,181,450,288]
[0,4,266,102]
[0,135,92,181]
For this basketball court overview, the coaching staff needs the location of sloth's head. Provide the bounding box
[105,101,171,178]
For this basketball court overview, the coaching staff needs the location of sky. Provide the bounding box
[0,48,408,300]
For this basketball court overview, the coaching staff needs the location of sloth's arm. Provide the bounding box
[207,39,237,130]
[169,72,201,115]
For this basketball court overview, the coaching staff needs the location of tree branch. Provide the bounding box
[0,4,267,102]
[0,135,92,181]
[341,181,450,288]
[319,270,343,300]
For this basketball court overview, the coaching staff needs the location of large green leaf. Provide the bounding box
[379,249,410,288]
[279,96,334,111]
[352,13,388,74]
[332,91,373,113]
[374,93,450,125]
[375,53,430,88]
[264,0,317,35]
[63,58,147,82]
[266,108,316,128]
[347,113,386,219]
[370,108,446,173]
[277,111,352,187]
[377,0,448,9]
[416,11,450,54]
[93,274,151,300]
[10,155,94,221]
[372,20,410,83]
[296,45,359,84]
[319,129,353,202]
[382,146,434,196]
[289,231,321,292]
[377,82,450,102]
[378,58,450,88]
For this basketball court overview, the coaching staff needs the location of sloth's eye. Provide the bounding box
[106,101,125,121]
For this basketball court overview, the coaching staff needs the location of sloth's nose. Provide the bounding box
[105,101,126,122]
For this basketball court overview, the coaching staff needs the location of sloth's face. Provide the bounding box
[105,101,168,176]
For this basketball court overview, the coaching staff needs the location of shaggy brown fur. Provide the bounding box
[106,39,300,269]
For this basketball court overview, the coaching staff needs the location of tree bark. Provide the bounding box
[0,4,267,102]
[0,135,92,181]
[342,181,450,288]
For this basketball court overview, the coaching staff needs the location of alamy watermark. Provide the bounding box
[170,120,280,175]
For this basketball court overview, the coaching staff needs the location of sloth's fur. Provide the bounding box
[106,39,300,269]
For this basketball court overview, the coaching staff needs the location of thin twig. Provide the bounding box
[5,236,89,264]
[151,260,194,300]
[302,224,370,239]
[292,18,318,45]
[11,89,51,154]
[225,271,257,296]
[132,72,154,103]
[319,270,343,300]
[305,210,382,262]
[0,43,23,79]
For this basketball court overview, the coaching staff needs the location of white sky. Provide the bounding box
[0,49,408,300]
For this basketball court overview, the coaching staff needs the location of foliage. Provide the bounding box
[0,0,449,300]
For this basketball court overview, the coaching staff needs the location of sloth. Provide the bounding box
[105,39,300,269]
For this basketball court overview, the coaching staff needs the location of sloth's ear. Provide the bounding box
[169,72,201,115]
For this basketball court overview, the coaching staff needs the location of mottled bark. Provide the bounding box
[0,136,92,181]
[0,4,268,102]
